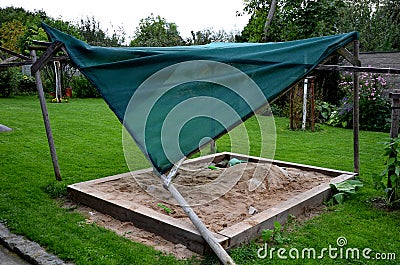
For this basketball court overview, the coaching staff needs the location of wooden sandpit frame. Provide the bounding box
[67,152,356,254]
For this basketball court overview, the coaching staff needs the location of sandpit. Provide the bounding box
[92,162,330,232]
[68,152,356,255]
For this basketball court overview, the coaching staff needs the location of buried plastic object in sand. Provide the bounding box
[229,158,247,167]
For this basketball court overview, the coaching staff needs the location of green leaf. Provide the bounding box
[273,221,282,231]
[262,229,273,242]
[345,180,363,188]
[387,157,396,166]
[390,174,398,184]
[333,193,345,204]
[380,167,389,177]
[383,148,392,157]
[395,166,400,176]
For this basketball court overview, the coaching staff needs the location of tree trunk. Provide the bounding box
[264,0,278,37]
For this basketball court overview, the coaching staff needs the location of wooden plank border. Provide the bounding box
[68,152,356,254]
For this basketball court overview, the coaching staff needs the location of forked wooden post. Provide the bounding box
[353,40,360,174]
[31,49,62,181]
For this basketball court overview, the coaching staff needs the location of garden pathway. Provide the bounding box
[0,244,31,265]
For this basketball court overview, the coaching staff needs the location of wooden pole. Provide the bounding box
[389,92,400,139]
[353,40,360,174]
[388,92,400,201]
[31,49,62,181]
[160,162,235,265]
[289,87,294,130]
[165,182,236,265]
[310,77,315,132]
[210,140,216,153]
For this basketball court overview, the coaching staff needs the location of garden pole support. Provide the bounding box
[388,91,400,200]
[160,160,236,265]
[389,91,400,139]
[165,182,236,265]
[309,77,315,132]
[353,40,360,174]
[31,49,62,181]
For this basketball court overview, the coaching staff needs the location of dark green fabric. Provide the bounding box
[42,23,358,174]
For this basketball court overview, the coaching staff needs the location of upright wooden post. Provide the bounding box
[31,49,62,181]
[353,40,360,174]
[388,91,400,200]
[389,91,400,139]
[289,87,294,130]
[310,77,315,132]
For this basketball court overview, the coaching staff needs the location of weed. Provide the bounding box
[327,179,363,205]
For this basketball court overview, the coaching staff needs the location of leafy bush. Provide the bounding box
[327,180,363,205]
[70,74,99,98]
[327,71,391,132]
[18,74,36,94]
[316,100,337,123]
[373,138,400,208]
[0,68,19,97]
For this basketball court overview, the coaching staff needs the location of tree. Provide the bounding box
[190,28,236,45]
[264,0,277,37]
[0,20,26,51]
[78,17,126,46]
[241,0,344,43]
[337,0,400,51]
[130,14,184,47]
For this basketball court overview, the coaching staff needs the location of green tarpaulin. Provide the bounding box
[43,23,358,174]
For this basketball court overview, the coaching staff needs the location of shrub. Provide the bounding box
[0,68,19,97]
[18,74,36,94]
[70,74,99,98]
[327,71,391,132]
[373,138,400,208]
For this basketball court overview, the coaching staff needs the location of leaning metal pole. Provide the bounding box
[31,49,62,181]
[160,158,236,265]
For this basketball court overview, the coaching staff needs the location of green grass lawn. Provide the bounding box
[1,96,399,264]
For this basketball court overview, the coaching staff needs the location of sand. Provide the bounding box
[67,161,331,259]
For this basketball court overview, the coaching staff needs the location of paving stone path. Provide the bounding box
[0,244,31,265]
[0,224,72,265]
